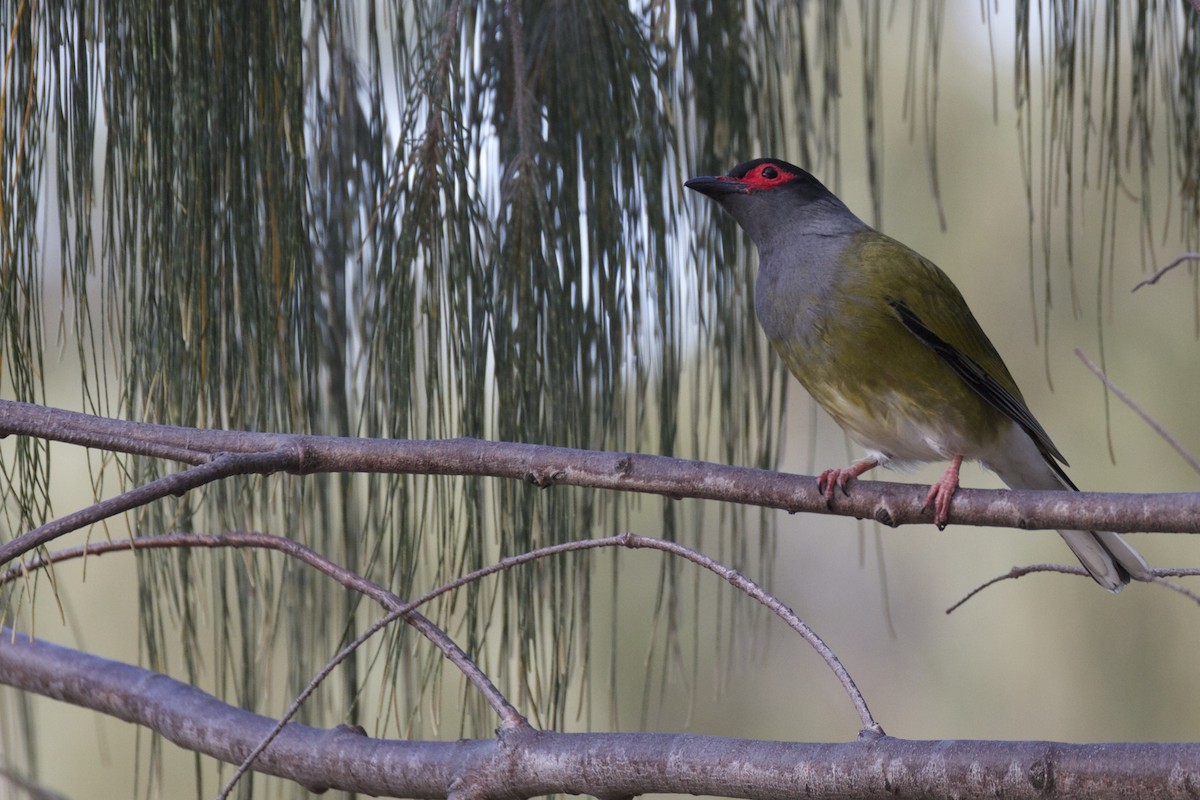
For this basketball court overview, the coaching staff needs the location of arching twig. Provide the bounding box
[1131,252,1200,291]
[1076,349,1200,474]
[947,565,1200,613]
[1,531,527,729]
[0,449,302,567]
[218,531,880,798]
[946,563,1090,613]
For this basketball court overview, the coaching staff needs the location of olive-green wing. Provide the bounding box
[860,236,1071,475]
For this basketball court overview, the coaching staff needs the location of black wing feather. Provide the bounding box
[886,296,1076,489]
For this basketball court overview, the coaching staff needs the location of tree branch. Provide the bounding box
[219,531,879,796]
[2,628,1196,799]
[2,402,1197,559]
[2,527,881,795]
[0,532,529,730]
[0,448,301,566]
[3,402,1197,797]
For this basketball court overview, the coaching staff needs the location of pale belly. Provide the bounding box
[816,386,982,467]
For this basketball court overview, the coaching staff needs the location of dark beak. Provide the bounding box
[684,175,748,198]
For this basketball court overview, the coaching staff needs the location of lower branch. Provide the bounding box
[2,628,1197,799]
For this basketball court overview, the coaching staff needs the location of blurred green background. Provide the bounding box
[3,2,1199,798]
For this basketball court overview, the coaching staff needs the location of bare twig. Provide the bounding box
[1075,349,1200,474]
[1131,252,1200,291]
[947,564,1200,614]
[1144,574,1200,605]
[619,534,881,734]
[219,532,879,798]
[0,532,526,729]
[946,563,1095,613]
[0,449,301,568]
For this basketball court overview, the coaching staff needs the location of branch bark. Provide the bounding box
[3,401,1199,797]
[2,628,1196,799]
[0,532,530,730]
[1,400,1197,567]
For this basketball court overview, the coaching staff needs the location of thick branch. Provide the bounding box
[2,628,1196,799]
[1,402,1197,542]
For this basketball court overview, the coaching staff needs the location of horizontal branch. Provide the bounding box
[1,400,1197,538]
[2,628,1196,799]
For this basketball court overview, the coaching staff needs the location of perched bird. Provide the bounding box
[686,158,1149,592]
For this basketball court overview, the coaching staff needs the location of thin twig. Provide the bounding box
[0,449,301,568]
[1145,574,1200,605]
[1131,252,1200,291]
[946,563,1090,613]
[947,564,1200,613]
[619,534,880,734]
[218,531,879,798]
[1075,349,1200,474]
[0,532,526,729]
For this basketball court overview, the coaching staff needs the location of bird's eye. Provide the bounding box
[761,166,779,180]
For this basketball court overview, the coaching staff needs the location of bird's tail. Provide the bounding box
[986,429,1150,592]
[1055,529,1149,593]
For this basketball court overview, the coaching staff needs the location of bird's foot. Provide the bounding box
[817,458,880,502]
[922,454,964,529]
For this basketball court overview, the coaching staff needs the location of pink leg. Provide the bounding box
[923,454,963,529]
[817,457,880,501]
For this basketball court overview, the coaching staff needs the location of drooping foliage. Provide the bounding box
[1,3,1196,793]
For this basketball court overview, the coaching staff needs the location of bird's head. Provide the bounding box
[686,158,863,245]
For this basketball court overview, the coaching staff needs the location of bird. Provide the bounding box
[685,157,1150,592]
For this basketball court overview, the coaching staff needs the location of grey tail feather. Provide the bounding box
[986,431,1152,592]
[1094,530,1152,579]
[1057,529,1150,593]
